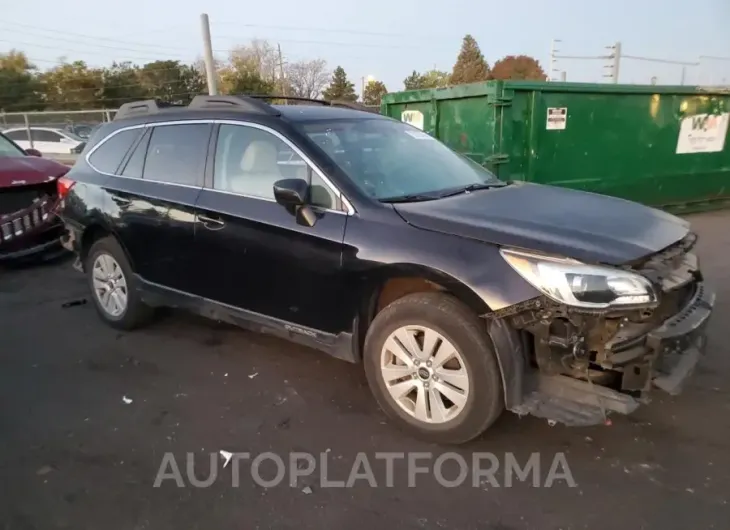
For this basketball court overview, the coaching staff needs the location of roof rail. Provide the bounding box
[188,95,280,116]
[114,99,183,121]
[247,95,380,113]
[329,100,380,113]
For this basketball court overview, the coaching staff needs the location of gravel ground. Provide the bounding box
[1,210,729,530]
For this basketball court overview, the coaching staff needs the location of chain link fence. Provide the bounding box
[0,109,118,164]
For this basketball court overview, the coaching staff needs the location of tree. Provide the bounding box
[322,66,357,102]
[99,62,147,108]
[227,40,280,87]
[136,60,205,104]
[450,34,490,85]
[403,69,450,90]
[39,61,104,110]
[285,59,329,98]
[225,70,275,95]
[362,80,387,106]
[491,55,546,81]
[0,50,43,111]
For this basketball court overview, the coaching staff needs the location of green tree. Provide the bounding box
[450,34,490,85]
[39,61,103,110]
[403,69,450,90]
[403,70,424,90]
[362,80,387,106]
[225,70,275,95]
[491,55,546,81]
[0,50,43,111]
[99,62,147,108]
[322,66,357,102]
[137,60,205,104]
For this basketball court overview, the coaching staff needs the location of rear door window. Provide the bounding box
[142,124,211,186]
[5,130,25,141]
[33,130,63,142]
[89,129,143,175]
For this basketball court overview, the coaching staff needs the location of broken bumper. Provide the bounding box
[0,197,65,262]
[513,282,715,426]
[648,281,714,395]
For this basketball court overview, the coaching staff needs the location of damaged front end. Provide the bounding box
[492,233,715,426]
[0,181,64,261]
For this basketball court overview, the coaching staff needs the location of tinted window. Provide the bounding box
[143,124,211,186]
[121,129,149,179]
[89,129,143,174]
[32,130,63,142]
[5,130,28,141]
[213,124,338,209]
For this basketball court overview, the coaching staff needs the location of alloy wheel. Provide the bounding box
[379,325,470,424]
[92,253,128,318]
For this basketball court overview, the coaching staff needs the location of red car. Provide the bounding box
[0,131,70,262]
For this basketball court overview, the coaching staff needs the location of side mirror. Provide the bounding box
[25,148,42,157]
[273,178,318,227]
[273,178,309,206]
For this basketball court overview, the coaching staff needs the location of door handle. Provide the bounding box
[198,214,225,229]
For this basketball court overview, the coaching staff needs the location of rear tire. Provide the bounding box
[85,236,153,330]
[363,292,504,444]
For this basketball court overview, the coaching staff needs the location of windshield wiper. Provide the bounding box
[379,193,441,203]
[436,182,507,198]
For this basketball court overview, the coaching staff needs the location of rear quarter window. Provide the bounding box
[88,129,143,174]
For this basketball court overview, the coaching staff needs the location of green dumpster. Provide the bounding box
[381,81,730,212]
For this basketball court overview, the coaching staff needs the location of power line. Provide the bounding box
[0,20,193,52]
[0,28,188,59]
[0,39,189,62]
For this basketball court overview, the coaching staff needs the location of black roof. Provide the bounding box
[112,95,383,124]
[273,104,385,121]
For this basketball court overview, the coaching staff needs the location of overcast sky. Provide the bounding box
[2,0,729,91]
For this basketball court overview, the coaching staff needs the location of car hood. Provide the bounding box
[393,182,690,265]
[0,156,69,188]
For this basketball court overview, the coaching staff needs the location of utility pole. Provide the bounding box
[200,13,218,95]
[277,43,287,96]
[603,42,622,83]
[549,39,561,81]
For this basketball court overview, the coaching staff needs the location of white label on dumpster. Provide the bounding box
[546,107,567,130]
[401,110,425,131]
[676,113,729,154]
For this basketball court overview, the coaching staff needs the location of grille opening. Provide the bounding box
[0,181,57,217]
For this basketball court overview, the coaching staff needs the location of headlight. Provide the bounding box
[500,248,657,309]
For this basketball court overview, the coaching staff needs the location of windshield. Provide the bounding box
[298,118,501,201]
[0,133,26,157]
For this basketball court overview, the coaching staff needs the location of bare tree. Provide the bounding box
[228,39,280,85]
[285,59,330,99]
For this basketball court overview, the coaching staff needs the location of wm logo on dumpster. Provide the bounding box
[691,114,721,132]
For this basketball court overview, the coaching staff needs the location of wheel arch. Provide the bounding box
[79,220,135,272]
[352,263,526,410]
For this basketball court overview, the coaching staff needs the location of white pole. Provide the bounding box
[200,13,218,95]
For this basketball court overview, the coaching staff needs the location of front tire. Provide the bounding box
[85,236,153,330]
[363,292,504,444]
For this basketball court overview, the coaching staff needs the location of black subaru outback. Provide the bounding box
[57,95,714,444]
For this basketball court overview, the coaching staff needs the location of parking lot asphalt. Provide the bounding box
[2,210,730,530]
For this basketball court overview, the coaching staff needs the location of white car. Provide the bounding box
[2,127,86,155]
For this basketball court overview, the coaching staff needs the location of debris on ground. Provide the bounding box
[61,299,87,308]
[36,465,54,476]
[122,396,133,405]
[302,486,312,495]
[248,372,258,379]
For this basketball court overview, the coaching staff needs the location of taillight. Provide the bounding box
[57,176,76,199]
